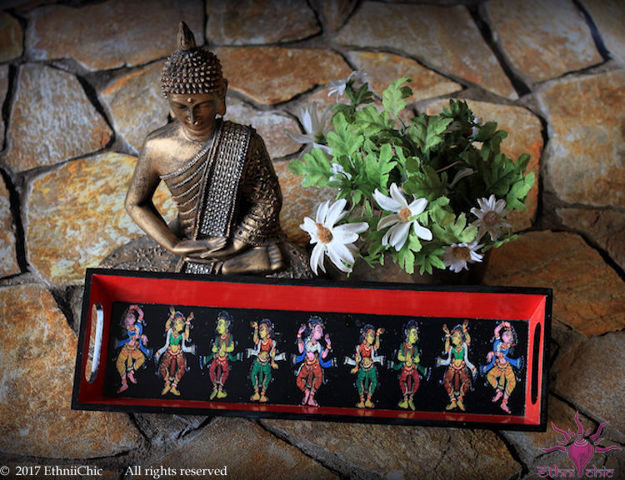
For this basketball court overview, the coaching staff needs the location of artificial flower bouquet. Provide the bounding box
[289,75,534,276]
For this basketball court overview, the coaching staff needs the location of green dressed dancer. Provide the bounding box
[248,319,279,402]
[346,325,385,408]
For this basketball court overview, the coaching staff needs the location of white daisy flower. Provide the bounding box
[300,199,368,274]
[443,240,484,273]
[470,194,512,241]
[373,183,432,251]
[470,114,481,138]
[286,102,332,155]
[329,162,352,182]
[327,71,369,98]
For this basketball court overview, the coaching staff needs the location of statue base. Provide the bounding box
[99,235,314,279]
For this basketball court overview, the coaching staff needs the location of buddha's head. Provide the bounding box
[161,22,227,139]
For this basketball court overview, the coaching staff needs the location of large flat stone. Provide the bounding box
[151,417,337,480]
[426,99,542,231]
[275,161,335,244]
[217,47,352,105]
[0,175,19,278]
[226,97,300,159]
[551,331,625,437]
[206,0,320,45]
[26,152,176,286]
[100,61,168,154]
[262,419,520,479]
[335,2,516,99]
[485,0,602,83]
[0,12,23,62]
[132,414,207,447]
[537,70,625,207]
[5,64,112,172]
[347,51,462,103]
[484,231,625,336]
[581,0,625,63]
[26,0,203,71]
[0,284,142,458]
[558,208,625,271]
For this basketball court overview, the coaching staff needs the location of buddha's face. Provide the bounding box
[169,92,224,138]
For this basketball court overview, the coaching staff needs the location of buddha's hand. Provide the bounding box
[172,237,227,258]
[199,238,248,259]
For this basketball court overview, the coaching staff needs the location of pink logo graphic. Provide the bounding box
[540,411,621,478]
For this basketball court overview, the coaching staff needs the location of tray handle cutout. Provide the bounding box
[85,303,104,383]
[531,322,541,405]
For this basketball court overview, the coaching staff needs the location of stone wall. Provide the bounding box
[0,1,624,479]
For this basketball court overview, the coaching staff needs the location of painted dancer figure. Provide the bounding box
[436,321,477,412]
[200,311,242,400]
[345,325,384,408]
[155,307,196,396]
[114,305,152,393]
[481,321,523,414]
[387,320,429,410]
[293,316,334,407]
[246,319,285,402]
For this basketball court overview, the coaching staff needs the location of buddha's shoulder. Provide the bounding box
[143,122,179,145]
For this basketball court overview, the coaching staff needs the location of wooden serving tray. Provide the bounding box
[72,268,551,430]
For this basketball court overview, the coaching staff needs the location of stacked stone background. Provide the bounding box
[0,0,624,478]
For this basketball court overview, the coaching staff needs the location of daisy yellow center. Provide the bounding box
[452,246,471,261]
[483,211,500,226]
[316,223,333,244]
[399,207,412,222]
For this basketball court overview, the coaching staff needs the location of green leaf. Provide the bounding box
[403,165,446,202]
[483,234,518,252]
[346,81,375,108]
[407,115,453,155]
[394,245,415,274]
[288,148,333,187]
[382,76,412,118]
[475,121,500,142]
[326,113,363,157]
[354,105,393,137]
[506,172,535,210]
[413,244,446,275]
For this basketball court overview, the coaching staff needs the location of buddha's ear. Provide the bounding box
[217,79,228,116]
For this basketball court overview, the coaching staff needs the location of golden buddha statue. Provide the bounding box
[126,22,286,276]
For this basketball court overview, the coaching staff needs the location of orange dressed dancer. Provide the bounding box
[155,307,196,396]
[436,321,477,412]
[480,321,523,414]
[114,305,152,393]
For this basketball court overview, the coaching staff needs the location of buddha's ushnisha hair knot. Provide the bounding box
[161,21,224,97]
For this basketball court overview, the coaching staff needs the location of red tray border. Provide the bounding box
[72,268,552,431]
